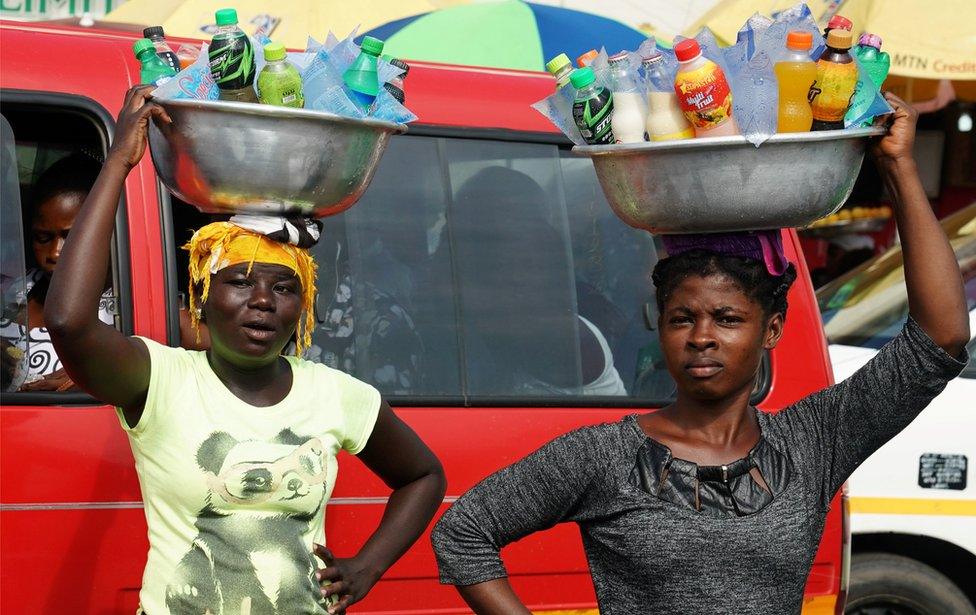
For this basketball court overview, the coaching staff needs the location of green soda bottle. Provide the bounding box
[134,38,177,86]
[343,36,384,112]
[208,8,258,103]
[257,42,304,108]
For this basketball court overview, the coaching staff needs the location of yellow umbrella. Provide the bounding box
[104,0,467,48]
[684,1,976,103]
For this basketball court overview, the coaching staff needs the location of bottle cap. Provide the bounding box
[215,8,238,26]
[576,50,598,67]
[133,38,155,56]
[545,53,571,76]
[786,30,813,51]
[360,36,384,56]
[143,26,164,39]
[826,14,853,32]
[263,42,286,61]
[641,49,663,65]
[674,38,702,62]
[608,51,629,65]
[388,57,410,76]
[858,33,883,50]
[569,66,596,88]
[384,81,405,104]
[826,29,853,50]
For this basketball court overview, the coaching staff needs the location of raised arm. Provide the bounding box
[45,86,172,420]
[875,93,969,355]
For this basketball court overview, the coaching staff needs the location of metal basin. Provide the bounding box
[573,127,885,234]
[148,98,406,217]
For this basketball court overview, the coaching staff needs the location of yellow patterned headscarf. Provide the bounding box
[184,219,318,357]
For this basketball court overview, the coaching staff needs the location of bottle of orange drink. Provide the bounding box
[775,31,817,133]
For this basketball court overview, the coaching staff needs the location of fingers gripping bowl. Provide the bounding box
[573,127,886,234]
[148,97,407,217]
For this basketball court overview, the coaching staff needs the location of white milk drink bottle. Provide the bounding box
[641,52,694,141]
[607,52,646,143]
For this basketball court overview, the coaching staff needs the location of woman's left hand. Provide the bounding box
[19,368,76,392]
[313,543,380,614]
[871,92,918,166]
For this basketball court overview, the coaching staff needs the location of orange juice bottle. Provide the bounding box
[775,31,817,132]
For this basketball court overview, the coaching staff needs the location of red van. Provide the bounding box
[0,21,846,614]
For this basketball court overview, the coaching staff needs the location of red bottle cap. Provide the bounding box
[786,30,813,51]
[826,14,853,31]
[674,39,702,62]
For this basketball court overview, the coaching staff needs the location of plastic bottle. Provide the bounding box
[546,53,574,90]
[208,8,258,103]
[642,53,694,141]
[257,42,304,108]
[344,36,384,112]
[809,29,857,131]
[133,38,177,86]
[577,50,598,68]
[607,52,646,143]
[383,57,410,104]
[775,31,817,133]
[570,67,614,145]
[846,33,890,126]
[823,14,853,37]
[143,26,180,73]
[673,38,738,137]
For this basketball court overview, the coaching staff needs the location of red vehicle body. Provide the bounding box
[0,21,845,614]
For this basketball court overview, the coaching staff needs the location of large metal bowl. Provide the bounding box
[148,97,406,217]
[573,127,885,234]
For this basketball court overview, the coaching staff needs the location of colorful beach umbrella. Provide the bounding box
[364,0,650,72]
[104,0,467,49]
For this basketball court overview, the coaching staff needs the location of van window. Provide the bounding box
[0,98,123,397]
[311,134,675,403]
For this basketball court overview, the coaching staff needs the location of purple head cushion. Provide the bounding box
[660,230,791,276]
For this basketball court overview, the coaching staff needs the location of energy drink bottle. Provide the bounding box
[571,67,614,145]
[208,8,258,103]
[143,26,180,73]
[343,36,384,112]
[775,31,817,132]
[133,38,177,86]
[257,42,304,108]
[546,53,574,90]
[846,33,890,126]
[810,29,857,130]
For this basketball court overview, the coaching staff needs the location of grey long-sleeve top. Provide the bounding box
[432,318,967,614]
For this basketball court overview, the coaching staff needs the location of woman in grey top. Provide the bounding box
[431,95,971,614]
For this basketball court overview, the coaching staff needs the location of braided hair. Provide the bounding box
[651,249,797,320]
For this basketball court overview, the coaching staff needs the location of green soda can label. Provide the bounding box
[573,88,615,145]
[209,32,256,89]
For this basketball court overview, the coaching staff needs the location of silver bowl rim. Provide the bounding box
[573,125,886,156]
[149,96,409,135]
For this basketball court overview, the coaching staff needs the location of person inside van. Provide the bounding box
[431,94,971,613]
[0,152,111,392]
[43,86,446,615]
[422,166,626,396]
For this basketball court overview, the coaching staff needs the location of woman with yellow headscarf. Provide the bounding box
[44,85,446,615]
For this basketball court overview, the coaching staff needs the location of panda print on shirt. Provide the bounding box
[165,429,330,614]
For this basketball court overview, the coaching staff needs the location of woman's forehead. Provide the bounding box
[220,261,298,279]
[667,274,758,308]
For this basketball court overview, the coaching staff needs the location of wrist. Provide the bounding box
[353,554,385,585]
[104,150,135,173]
[877,155,917,174]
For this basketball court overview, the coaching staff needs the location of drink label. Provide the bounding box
[674,62,733,130]
[573,89,614,145]
[809,60,858,123]
[209,33,256,89]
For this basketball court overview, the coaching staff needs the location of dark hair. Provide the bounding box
[31,152,102,215]
[651,250,798,320]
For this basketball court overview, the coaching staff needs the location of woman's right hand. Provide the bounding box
[107,85,172,170]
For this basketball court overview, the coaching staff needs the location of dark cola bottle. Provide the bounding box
[208,8,258,103]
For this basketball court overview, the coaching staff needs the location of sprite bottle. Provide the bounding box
[343,36,384,112]
[208,8,258,103]
[571,67,615,145]
[134,38,177,86]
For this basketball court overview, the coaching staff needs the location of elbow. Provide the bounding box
[42,302,88,340]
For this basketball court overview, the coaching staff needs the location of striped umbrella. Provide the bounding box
[364,0,650,71]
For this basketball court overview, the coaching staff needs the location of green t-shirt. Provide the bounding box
[119,337,381,615]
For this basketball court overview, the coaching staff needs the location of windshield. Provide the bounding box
[817,203,976,349]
